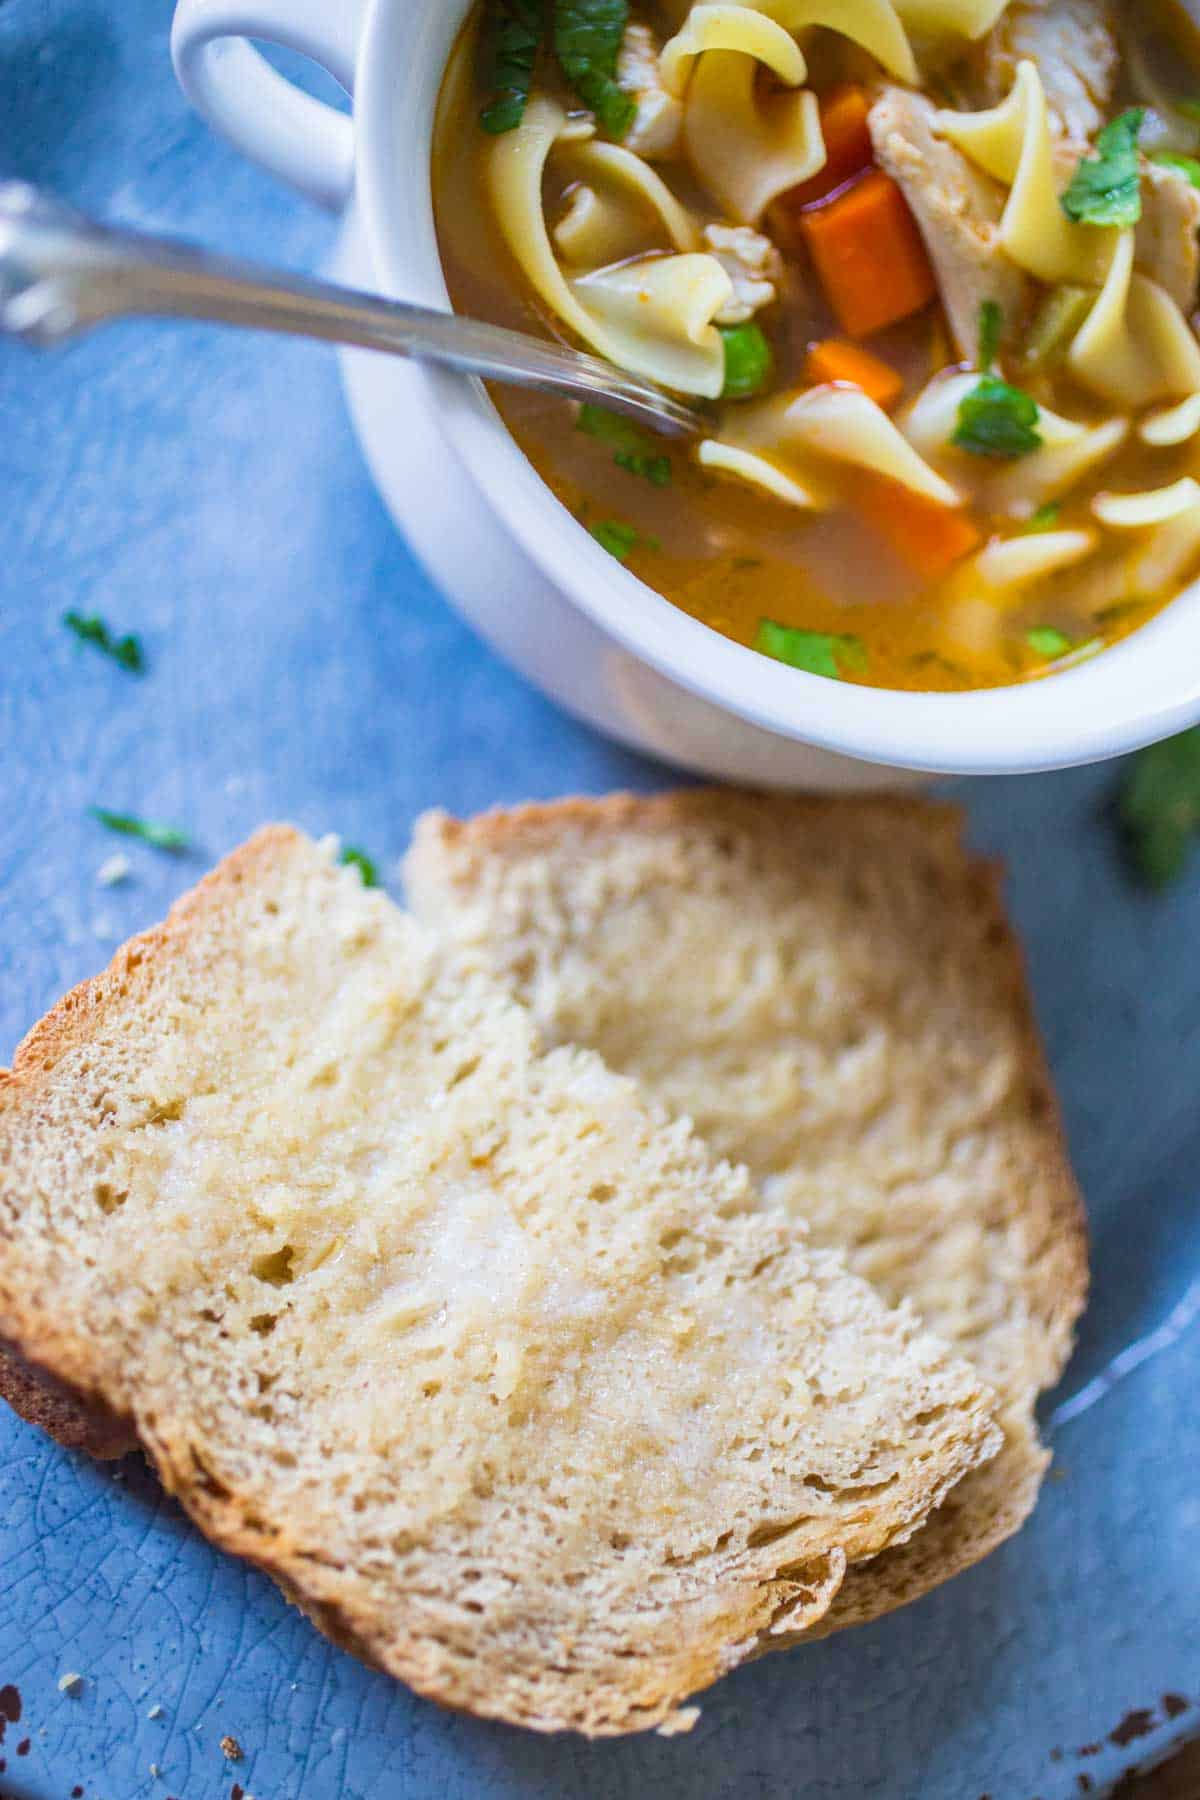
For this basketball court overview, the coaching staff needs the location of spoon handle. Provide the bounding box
[0,182,702,440]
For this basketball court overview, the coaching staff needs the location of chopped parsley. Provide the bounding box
[977,299,1003,372]
[615,449,671,486]
[1025,502,1062,533]
[1025,627,1101,666]
[1026,626,1073,659]
[755,620,867,680]
[720,323,774,400]
[956,293,1038,460]
[63,611,144,674]
[1060,108,1145,227]
[339,845,379,887]
[479,0,545,135]
[553,0,635,140]
[577,404,671,486]
[590,519,659,561]
[953,375,1042,458]
[90,807,189,851]
[1150,149,1200,189]
[1118,727,1200,888]
[1095,597,1145,625]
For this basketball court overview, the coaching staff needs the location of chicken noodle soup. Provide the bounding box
[433,0,1200,692]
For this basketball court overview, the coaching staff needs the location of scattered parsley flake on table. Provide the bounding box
[63,611,145,674]
[1118,727,1200,888]
[90,808,190,852]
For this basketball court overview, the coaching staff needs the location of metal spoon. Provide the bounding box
[0,182,704,440]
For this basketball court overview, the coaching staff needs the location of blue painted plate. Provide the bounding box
[0,4,1196,1795]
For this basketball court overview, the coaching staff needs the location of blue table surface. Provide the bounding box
[1,5,1197,1797]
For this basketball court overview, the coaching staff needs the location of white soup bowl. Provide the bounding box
[171,0,1200,787]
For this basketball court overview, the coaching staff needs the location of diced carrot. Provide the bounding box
[863,476,982,580]
[771,85,874,239]
[804,339,904,408]
[799,169,937,339]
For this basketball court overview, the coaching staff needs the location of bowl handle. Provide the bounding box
[170,0,367,210]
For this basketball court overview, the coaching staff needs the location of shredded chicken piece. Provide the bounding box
[974,0,1118,142]
[703,225,783,324]
[1137,158,1200,313]
[869,87,1030,359]
[617,22,685,160]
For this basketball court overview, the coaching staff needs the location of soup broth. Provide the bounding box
[433,0,1200,692]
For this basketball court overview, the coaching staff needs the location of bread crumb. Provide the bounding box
[97,854,131,887]
[57,1671,83,1695]
[220,1735,243,1761]
[656,1706,700,1736]
[146,1703,163,1719]
[148,1763,159,1778]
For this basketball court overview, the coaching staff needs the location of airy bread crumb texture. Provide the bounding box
[0,827,999,1735]
[405,789,1088,1633]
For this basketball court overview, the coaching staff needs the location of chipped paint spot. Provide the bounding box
[1111,1710,1158,1748]
[0,1685,20,1745]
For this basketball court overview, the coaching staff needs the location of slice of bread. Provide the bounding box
[405,789,1088,1634]
[0,827,1000,1735]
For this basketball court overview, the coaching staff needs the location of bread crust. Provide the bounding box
[0,1337,135,1458]
[0,828,301,1433]
[406,788,1090,1629]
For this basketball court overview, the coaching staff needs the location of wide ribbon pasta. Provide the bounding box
[1093,478,1200,529]
[970,530,1098,591]
[661,7,824,222]
[660,0,916,76]
[1128,505,1200,594]
[553,138,701,264]
[935,62,1115,286]
[891,0,1008,38]
[1067,230,1200,409]
[751,0,917,83]
[1141,393,1200,448]
[487,96,731,395]
[660,4,809,91]
[903,369,1127,517]
[699,385,961,510]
